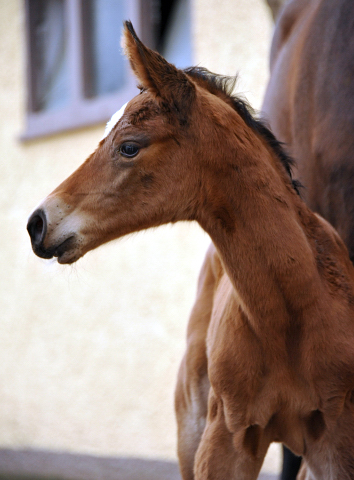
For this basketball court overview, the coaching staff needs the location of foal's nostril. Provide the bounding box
[27,209,47,245]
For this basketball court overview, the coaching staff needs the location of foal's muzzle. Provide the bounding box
[27,207,79,263]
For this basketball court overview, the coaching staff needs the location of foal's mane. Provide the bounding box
[184,67,301,194]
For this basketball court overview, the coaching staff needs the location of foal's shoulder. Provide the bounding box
[315,214,350,256]
[314,213,354,288]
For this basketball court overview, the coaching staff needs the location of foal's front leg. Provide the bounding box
[175,348,210,480]
[175,244,222,480]
[194,390,271,480]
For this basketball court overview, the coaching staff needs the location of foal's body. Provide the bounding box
[176,180,354,479]
[27,23,354,479]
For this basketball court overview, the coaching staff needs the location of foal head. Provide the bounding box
[28,22,202,263]
[27,22,295,264]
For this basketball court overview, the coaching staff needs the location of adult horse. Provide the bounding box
[262,0,354,477]
[28,22,354,480]
[262,0,354,263]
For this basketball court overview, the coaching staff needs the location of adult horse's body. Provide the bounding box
[28,22,354,479]
[262,0,354,263]
[262,1,354,476]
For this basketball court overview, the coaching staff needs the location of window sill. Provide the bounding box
[21,82,138,141]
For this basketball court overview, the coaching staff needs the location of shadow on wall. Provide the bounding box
[0,449,279,480]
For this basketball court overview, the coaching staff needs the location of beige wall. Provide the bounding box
[0,0,280,477]
[193,0,273,110]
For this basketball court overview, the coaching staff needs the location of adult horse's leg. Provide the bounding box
[281,446,302,480]
[194,390,271,480]
[175,244,222,480]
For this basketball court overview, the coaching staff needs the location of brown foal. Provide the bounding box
[28,22,354,480]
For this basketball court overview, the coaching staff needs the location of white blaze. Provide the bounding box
[102,102,128,139]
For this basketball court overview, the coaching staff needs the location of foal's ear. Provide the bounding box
[122,21,195,114]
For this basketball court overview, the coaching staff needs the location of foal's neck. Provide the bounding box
[198,126,320,331]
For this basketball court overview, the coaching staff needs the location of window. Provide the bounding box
[22,0,191,140]
[156,0,192,68]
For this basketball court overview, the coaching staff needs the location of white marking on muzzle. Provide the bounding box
[102,102,128,139]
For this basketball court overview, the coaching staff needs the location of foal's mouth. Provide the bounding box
[52,236,78,264]
[27,208,83,264]
[31,235,79,264]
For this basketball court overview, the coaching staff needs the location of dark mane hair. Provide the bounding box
[184,67,302,194]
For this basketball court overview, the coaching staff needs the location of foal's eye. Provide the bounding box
[120,143,140,158]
